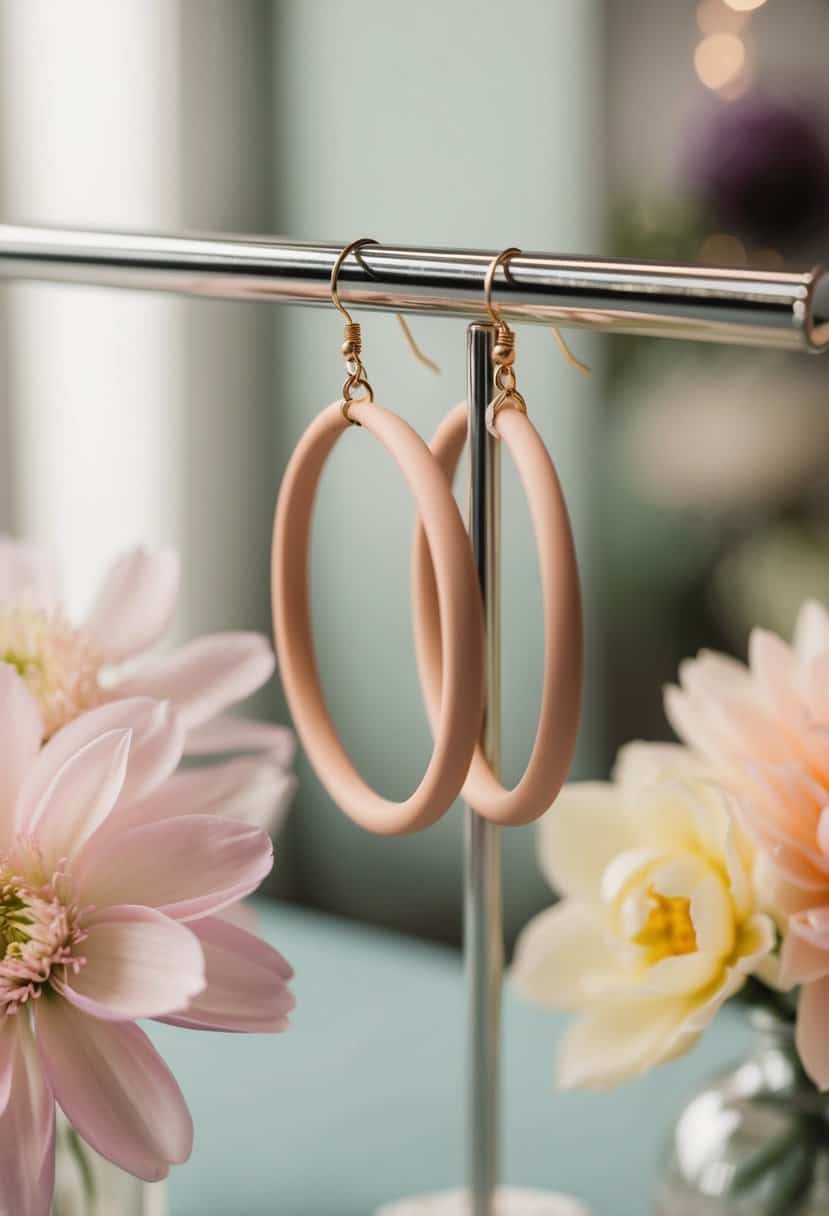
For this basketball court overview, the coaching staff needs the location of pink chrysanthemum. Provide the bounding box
[666,600,829,1089]
[0,667,294,1215]
[0,536,293,760]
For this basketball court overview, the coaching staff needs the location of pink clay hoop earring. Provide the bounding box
[413,401,582,826]
[412,251,583,826]
[271,241,485,836]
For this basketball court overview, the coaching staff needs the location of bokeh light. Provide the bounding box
[694,32,746,91]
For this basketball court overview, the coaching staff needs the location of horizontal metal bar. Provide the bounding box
[0,224,827,351]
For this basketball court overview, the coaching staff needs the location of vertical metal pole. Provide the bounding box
[465,323,503,1216]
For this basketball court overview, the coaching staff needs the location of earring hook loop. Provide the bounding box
[483,246,522,329]
[330,237,378,325]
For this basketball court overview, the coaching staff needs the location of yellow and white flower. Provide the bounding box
[512,747,776,1090]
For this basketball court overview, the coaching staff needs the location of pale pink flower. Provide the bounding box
[0,667,294,1215]
[0,537,293,762]
[666,600,829,1089]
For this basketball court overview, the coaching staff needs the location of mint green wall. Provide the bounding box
[271,0,605,944]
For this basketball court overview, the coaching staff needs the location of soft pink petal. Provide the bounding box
[111,757,296,835]
[0,1015,56,1216]
[157,916,293,1033]
[664,684,735,773]
[113,633,275,729]
[184,714,296,763]
[780,921,829,987]
[748,629,806,732]
[55,906,205,1022]
[818,806,829,856]
[35,999,192,1181]
[0,1022,12,1117]
[18,698,184,826]
[0,536,55,607]
[218,901,260,933]
[0,666,43,848]
[74,814,273,921]
[86,546,179,662]
[24,730,131,869]
[796,974,829,1090]
[793,598,829,664]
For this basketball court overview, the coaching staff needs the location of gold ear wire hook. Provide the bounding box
[331,241,440,417]
[395,314,440,374]
[551,326,591,376]
[331,238,377,424]
[484,246,591,380]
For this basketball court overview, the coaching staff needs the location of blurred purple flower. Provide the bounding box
[685,94,829,247]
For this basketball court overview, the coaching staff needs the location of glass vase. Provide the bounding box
[52,1111,168,1216]
[655,1009,829,1215]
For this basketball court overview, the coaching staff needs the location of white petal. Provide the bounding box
[557,995,694,1090]
[690,874,735,958]
[537,783,634,901]
[612,742,712,794]
[641,951,722,997]
[511,901,615,1011]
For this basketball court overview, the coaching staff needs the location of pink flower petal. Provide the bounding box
[25,730,131,870]
[56,906,205,1021]
[74,814,273,921]
[795,974,829,1090]
[780,920,829,987]
[793,598,829,664]
[0,536,55,607]
[112,757,296,835]
[184,714,296,762]
[35,999,192,1181]
[0,1016,56,1216]
[86,546,180,662]
[748,629,806,731]
[0,666,43,849]
[18,698,184,827]
[157,916,294,1033]
[114,633,275,729]
[819,806,829,856]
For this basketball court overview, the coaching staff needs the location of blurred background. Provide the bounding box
[1,0,828,951]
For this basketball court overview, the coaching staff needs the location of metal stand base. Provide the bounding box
[376,1187,590,1215]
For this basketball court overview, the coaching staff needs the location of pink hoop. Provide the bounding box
[413,402,583,826]
[272,400,485,836]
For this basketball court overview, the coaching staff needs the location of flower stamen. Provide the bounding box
[0,861,87,1015]
[634,887,698,962]
[0,599,101,738]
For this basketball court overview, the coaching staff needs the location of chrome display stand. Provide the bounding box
[1,225,827,1216]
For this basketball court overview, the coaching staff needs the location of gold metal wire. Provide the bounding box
[330,239,377,424]
[396,314,440,374]
[483,246,591,383]
[331,239,440,424]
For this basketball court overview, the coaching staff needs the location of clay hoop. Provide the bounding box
[412,402,583,827]
[272,400,485,836]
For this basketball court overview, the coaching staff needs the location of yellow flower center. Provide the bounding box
[633,887,697,962]
[0,601,101,739]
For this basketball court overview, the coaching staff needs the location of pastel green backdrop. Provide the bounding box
[269,0,605,944]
